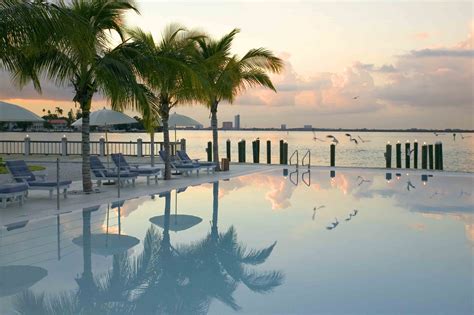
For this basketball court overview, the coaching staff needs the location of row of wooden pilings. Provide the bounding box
[206,139,289,164]
[385,141,443,170]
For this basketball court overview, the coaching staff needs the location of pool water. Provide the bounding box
[1,169,473,314]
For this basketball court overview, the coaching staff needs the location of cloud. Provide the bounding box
[409,48,474,58]
[414,32,430,40]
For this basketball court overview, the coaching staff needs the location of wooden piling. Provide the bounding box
[283,142,288,164]
[279,140,284,164]
[266,140,271,164]
[330,144,336,167]
[421,144,428,169]
[428,144,434,170]
[405,141,410,169]
[226,139,231,161]
[396,142,402,168]
[385,142,392,168]
[413,141,418,169]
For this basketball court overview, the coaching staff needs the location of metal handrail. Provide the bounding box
[289,150,299,167]
[302,170,311,186]
[302,149,311,168]
[289,169,299,186]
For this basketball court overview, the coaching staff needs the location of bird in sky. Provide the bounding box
[407,180,416,191]
[357,176,371,186]
[407,148,416,157]
[345,209,359,221]
[345,133,359,145]
[326,218,339,230]
[326,135,339,144]
[312,131,325,142]
[353,96,359,99]
[312,205,326,220]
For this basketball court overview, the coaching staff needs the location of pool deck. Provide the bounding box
[0,163,279,226]
[1,160,471,227]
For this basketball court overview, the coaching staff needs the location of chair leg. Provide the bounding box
[19,194,24,206]
[2,198,6,208]
[49,189,53,199]
[147,176,150,185]
[63,188,68,199]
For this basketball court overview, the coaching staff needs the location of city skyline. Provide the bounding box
[0,1,472,129]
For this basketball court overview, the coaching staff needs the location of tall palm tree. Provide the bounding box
[196,30,283,170]
[129,25,204,180]
[0,0,154,193]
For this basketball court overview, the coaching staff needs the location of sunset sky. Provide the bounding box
[0,0,473,129]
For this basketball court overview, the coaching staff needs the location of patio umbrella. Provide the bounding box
[72,201,140,256]
[164,112,202,144]
[149,187,202,232]
[0,101,43,131]
[0,265,48,297]
[72,108,137,167]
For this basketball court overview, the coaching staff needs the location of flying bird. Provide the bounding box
[353,96,359,99]
[407,148,416,157]
[345,133,359,145]
[326,135,339,145]
[312,131,325,142]
[326,218,339,230]
[345,209,359,221]
[357,135,370,143]
[407,180,416,191]
[312,205,326,220]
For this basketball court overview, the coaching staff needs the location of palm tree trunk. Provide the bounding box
[150,132,155,167]
[211,101,221,171]
[80,99,93,193]
[162,107,171,180]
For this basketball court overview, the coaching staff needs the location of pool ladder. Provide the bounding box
[289,149,311,168]
[288,149,311,187]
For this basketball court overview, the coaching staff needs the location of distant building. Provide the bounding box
[304,124,312,130]
[234,115,240,130]
[222,121,233,130]
[281,124,287,130]
[48,119,68,130]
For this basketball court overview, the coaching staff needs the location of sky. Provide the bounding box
[0,0,473,129]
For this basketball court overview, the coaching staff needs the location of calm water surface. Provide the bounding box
[1,131,473,172]
[0,169,473,314]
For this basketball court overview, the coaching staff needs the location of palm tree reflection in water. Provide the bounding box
[14,183,284,314]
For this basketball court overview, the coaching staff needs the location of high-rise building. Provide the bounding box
[281,124,287,130]
[222,121,233,130]
[234,115,240,130]
[304,124,312,130]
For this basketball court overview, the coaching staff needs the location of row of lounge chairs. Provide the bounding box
[0,151,217,208]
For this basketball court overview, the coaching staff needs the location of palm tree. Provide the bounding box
[0,0,154,193]
[129,25,204,180]
[196,30,283,170]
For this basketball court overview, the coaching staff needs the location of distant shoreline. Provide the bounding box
[3,128,473,133]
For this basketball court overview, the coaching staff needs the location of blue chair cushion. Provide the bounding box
[0,183,28,194]
[28,180,72,188]
[135,168,161,175]
[103,171,137,178]
[5,160,36,182]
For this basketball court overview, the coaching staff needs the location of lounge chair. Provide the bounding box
[90,156,137,187]
[0,183,28,208]
[111,153,162,185]
[6,160,71,199]
[176,150,216,173]
[159,150,200,176]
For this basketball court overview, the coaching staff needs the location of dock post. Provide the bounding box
[428,144,434,170]
[405,141,410,169]
[421,143,428,169]
[226,139,231,161]
[256,138,260,163]
[266,140,271,164]
[385,142,392,168]
[252,140,257,163]
[279,140,284,164]
[283,142,288,164]
[207,141,212,162]
[413,140,418,169]
[396,141,402,168]
[439,142,444,171]
[242,140,246,163]
[330,144,336,167]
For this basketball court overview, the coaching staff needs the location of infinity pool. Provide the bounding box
[1,168,473,314]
